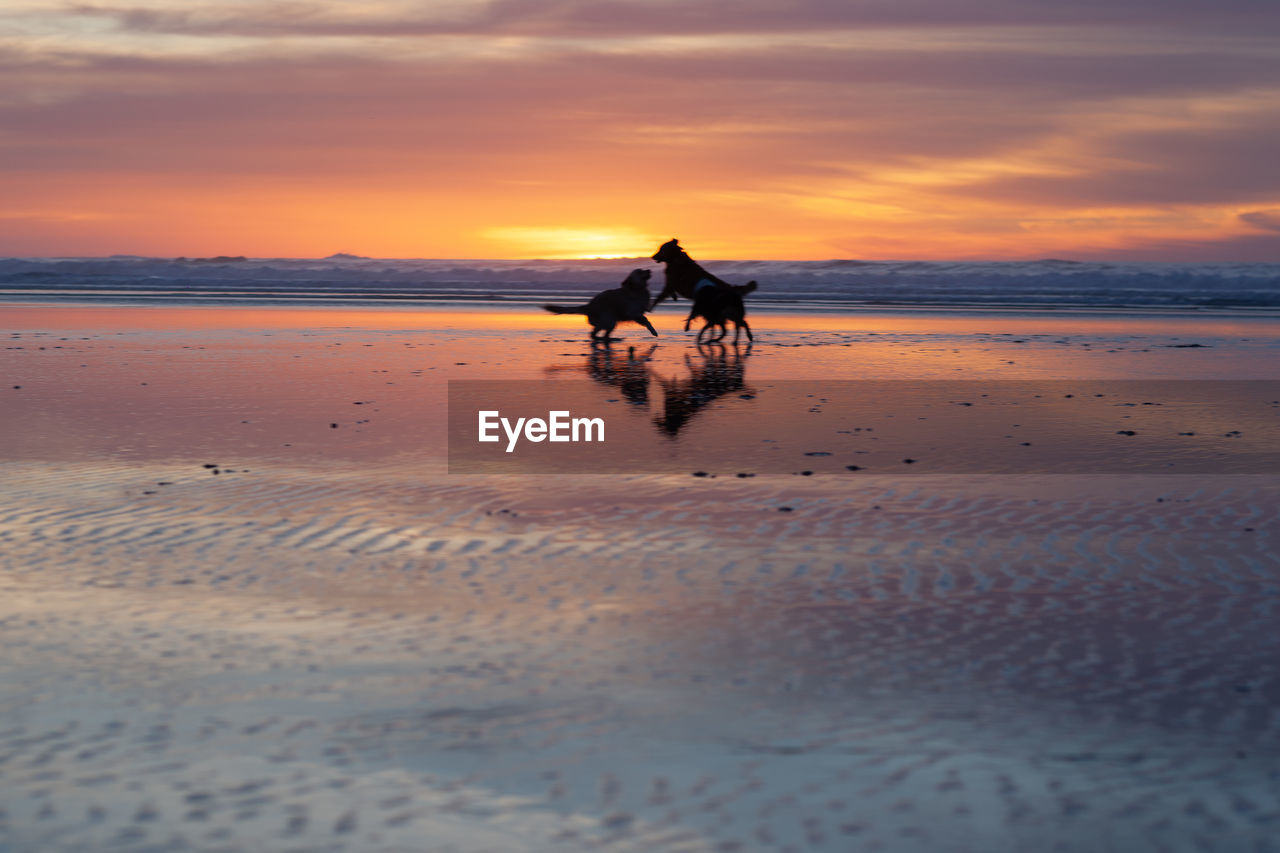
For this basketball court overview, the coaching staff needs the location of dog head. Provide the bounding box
[622,268,652,291]
[651,239,686,265]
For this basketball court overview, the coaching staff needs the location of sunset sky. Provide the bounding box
[3,1,1279,260]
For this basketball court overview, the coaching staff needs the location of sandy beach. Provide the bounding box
[3,302,1279,852]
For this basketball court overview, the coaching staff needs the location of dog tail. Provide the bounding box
[543,304,588,315]
[733,280,758,296]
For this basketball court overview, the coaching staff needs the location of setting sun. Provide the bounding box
[480,227,656,259]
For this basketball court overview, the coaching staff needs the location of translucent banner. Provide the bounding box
[449,379,1280,475]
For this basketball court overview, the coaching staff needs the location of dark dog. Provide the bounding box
[684,280,756,344]
[650,238,758,310]
[543,269,658,342]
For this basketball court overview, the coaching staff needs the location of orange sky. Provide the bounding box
[3,1,1280,260]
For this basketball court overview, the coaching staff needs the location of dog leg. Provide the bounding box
[636,316,658,337]
[650,287,678,310]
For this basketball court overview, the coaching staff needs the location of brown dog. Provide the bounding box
[544,269,658,342]
[649,239,758,310]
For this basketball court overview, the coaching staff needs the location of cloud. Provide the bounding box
[1239,209,1280,232]
[48,1,1280,40]
[938,108,1280,207]
[0,208,114,222]
[1081,231,1280,263]
[3,1,1279,258]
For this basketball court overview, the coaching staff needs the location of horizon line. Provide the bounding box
[5,253,1279,265]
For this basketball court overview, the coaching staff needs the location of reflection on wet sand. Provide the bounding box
[544,342,657,407]
[533,338,1280,474]
[654,343,754,437]
[544,341,756,439]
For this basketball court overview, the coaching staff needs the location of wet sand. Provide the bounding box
[2,303,1279,852]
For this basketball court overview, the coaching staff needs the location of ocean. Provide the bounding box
[2,255,1278,311]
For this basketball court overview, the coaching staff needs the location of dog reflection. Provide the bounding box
[654,343,753,437]
[544,343,656,407]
